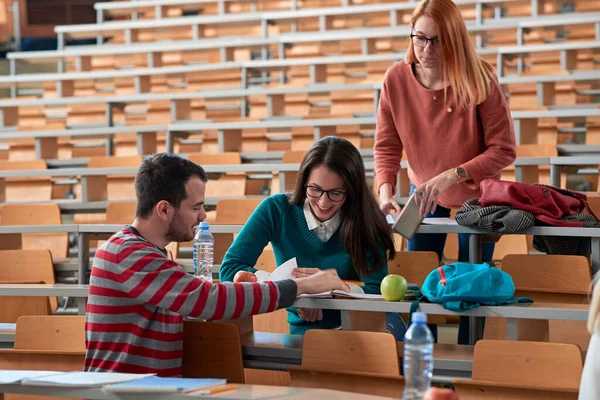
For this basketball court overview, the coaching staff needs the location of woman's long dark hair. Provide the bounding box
[289,136,396,278]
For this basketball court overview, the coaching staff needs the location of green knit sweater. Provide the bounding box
[219,194,388,335]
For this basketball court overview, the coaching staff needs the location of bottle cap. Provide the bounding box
[412,312,427,324]
[199,222,210,230]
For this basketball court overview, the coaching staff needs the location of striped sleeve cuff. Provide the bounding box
[274,279,297,308]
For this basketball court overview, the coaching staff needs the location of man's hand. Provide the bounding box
[293,268,350,293]
[295,269,349,295]
[297,308,323,322]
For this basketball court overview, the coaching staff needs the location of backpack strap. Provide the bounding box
[408,295,423,326]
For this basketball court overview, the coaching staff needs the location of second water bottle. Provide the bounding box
[403,312,434,400]
[193,222,214,283]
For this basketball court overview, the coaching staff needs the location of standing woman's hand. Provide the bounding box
[379,183,402,214]
[414,170,458,216]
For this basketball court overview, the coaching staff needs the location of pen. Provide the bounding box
[203,385,238,395]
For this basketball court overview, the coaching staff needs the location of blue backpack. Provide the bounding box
[417,262,532,312]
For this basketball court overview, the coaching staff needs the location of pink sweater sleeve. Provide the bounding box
[459,76,517,190]
[374,72,404,195]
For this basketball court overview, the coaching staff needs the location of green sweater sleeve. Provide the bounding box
[219,195,283,282]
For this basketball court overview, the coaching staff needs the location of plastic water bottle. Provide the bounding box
[193,222,214,282]
[403,312,434,400]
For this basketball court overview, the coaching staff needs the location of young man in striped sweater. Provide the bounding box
[84,153,347,376]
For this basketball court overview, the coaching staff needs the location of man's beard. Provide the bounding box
[165,210,195,242]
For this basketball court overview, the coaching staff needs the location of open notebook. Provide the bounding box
[299,285,421,300]
[261,257,420,300]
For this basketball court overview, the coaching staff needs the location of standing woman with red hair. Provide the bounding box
[375,0,516,343]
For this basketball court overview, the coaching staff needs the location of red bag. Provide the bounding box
[479,179,599,227]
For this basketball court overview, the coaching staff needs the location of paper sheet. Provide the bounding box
[0,371,61,385]
[263,257,298,282]
[421,217,457,225]
[22,372,155,387]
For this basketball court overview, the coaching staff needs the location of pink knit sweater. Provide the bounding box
[374,61,516,209]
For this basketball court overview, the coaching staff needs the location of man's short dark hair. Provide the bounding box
[135,153,207,219]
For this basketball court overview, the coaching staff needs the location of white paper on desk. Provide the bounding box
[0,371,61,385]
[422,217,458,225]
[263,257,298,282]
[22,372,155,387]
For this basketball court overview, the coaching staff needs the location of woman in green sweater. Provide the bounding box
[219,136,396,335]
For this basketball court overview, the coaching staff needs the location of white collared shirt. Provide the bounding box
[303,198,342,242]
[302,199,363,295]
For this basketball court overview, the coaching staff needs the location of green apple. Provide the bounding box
[381,274,408,302]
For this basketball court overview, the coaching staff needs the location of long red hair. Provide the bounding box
[406,0,495,109]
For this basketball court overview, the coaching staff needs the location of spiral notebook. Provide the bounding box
[103,376,227,394]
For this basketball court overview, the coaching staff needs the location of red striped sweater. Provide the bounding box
[84,227,297,376]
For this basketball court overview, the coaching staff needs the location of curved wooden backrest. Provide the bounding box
[289,367,405,397]
[182,321,244,383]
[501,254,591,295]
[387,250,446,325]
[487,254,591,347]
[0,249,55,285]
[302,329,400,375]
[188,152,242,165]
[88,155,143,168]
[0,286,51,323]
[492,235,529,260]
[471,340,582,389]
[255,248,277,273]
[387,251,439,286]
[587,195,600,216]
[0,158,51,200]
[0,203,61,225]
[106,201,137,224]
[0,204,68,259]
[87,155,142,200]
[15,316,85,351]
[215,198,263,224]
[0,249,57,311]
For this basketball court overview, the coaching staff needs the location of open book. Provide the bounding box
[298,290,383,299]
[299,285,420,300]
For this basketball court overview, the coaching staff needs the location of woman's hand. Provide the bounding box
[379,183,402,214]
[297,308,323,322]
[414,170,457,216]
[293,268,351,293]
[233,270,257,283]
